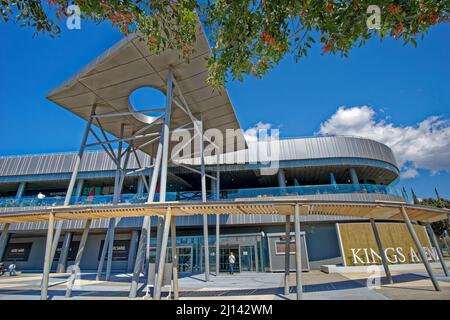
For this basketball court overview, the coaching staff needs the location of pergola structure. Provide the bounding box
[45,23,245,299]
[0,199,448,300]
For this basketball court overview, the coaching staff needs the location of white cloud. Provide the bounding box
[317,106,450,176]
[244,122,274,143]
[401,167,419,179]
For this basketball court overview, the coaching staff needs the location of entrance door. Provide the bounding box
[219,246,239,272]
[239,245,256,272]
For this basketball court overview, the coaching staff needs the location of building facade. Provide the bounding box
[0,136,407,273]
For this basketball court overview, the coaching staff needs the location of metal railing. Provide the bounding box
[0,184,404,209]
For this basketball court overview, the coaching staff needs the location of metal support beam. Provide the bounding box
[401,206,441,291]
[56,232,73,273]
[49,105,96,275]
[152,217,163,288]
[159,66,174,203]
[284,214,291,295]
[197,118,210,282]
[95,118,117,160]
[74,179,84,204]
[65,219,92,298]
[215,160,220,276]
[129,139,163,298]
[277,169,286,188]
[105,123,125,281]
[127,230,139,273]
[426,224,449,277]
[294,204,303,300]
[0,223,11,261]
[129,216,150,298]
[105,223,117,281]
[15,182,26,199]
[349,168,359,186]
[152,66,174,292]
[154,207,172,300]
[85,132,159,148]
[137,176,145,194]
[370,219,393,284]
[40,212,55,300]
[171,215,179,300]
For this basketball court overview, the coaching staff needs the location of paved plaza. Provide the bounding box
[0,268,449,300]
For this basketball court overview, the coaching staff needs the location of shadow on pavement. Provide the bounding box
[0,272,431,299]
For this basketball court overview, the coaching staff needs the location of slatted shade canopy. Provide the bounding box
[47,24,245,158]
[0,199,447,224]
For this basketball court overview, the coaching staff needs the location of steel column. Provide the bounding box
[96,225,110,281]
[74,179,84,203]
[0,223,11,261]
[330,173,337,186]
[197,118,210,282]
[65,219,92,298]
[153,66,173,289]
[171,216,179,300]
[105,124,126,281]
[152,217,163,288]
[370,218,393,284]
[105,219,117,281]
[129,142,162,297]
[277,169,286,188]
[159,66,173,202]
[136,176,145,194]
[40,212,55,300]
[401,206,441,291]
[15,182,26,199]
[215,158,220,276]
[127,230,139,273]
[349,168,359,186]
[49,105,96,273]
[284,214,291,295]
[129,217,150,298]
[56,232,73,273]
[154,208,172,300]
[294,204,303,300]
[426,224,449,277]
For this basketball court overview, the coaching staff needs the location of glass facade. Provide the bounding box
[0,183,404,208]
[146,234,263,273]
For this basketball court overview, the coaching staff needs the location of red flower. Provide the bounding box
[391,23,404,38]
[322,44,331,53]
[388,4,401,15]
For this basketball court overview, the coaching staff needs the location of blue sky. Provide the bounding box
[0,19,449,199]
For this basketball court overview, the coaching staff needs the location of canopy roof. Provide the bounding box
[0,199,447,224]
[47,24,245,157]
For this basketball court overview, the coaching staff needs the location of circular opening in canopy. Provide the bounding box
[128,86,165,124]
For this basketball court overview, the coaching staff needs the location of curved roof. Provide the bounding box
[186,136,398,168]
[47,25,244,157]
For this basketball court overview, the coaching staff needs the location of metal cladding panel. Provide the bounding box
[273,136,397,166]
[6,214,358,232]
[0,136,398,177]
[0,150,152,177]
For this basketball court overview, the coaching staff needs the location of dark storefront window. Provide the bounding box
[98,240,130,261]
[3,243,32,261]
[53,241,80,261]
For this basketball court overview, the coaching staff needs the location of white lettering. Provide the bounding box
[351,248,365,265]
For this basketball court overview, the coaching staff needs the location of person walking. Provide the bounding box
[228,252,236,275]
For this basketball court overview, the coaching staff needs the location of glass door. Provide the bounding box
[239,245,256,272]
[220,246,239,272]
